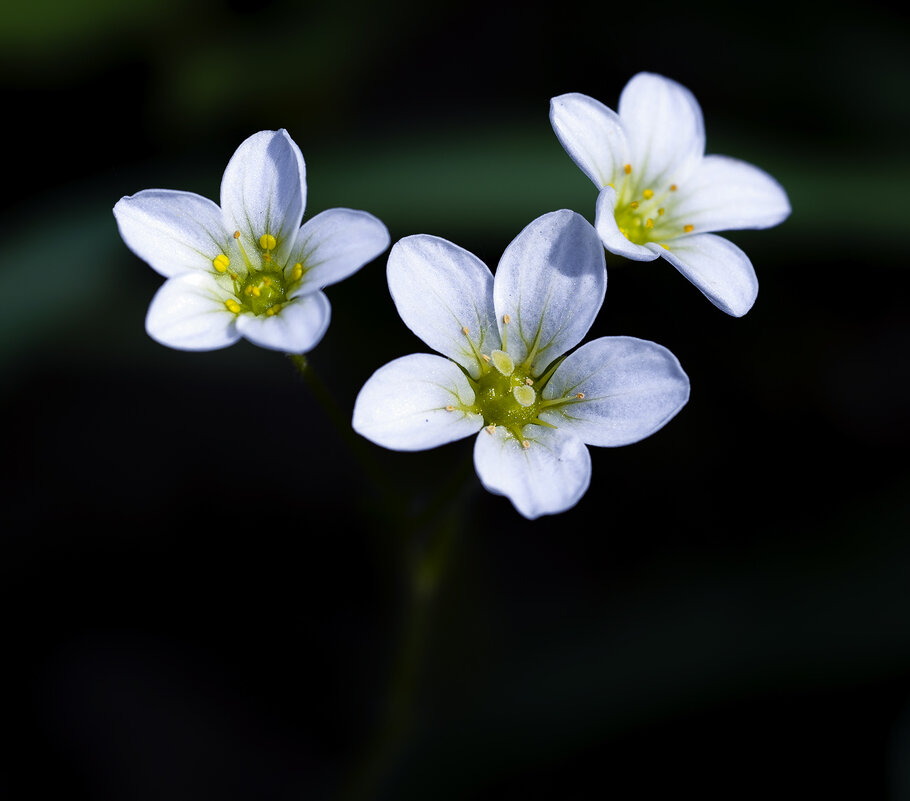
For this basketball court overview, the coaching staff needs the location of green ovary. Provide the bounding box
[234,268,288,316]
[471,363,542,441]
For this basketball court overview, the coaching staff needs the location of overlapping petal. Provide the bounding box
[234,291,331,353]
[670,155,792,233]
[387,235,498,378]
[145,272,240,350]
[473,426,591,520]
[353,354,483,451]
[114,190,230,278]
[493,210,606,374]
[549,93,629,189]
[221,130,306,263]
[618,72,705,188]
[289,208,390,293]
[541,336,690,446]
[648,234,758,317]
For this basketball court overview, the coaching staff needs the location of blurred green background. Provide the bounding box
[3,0,910,799]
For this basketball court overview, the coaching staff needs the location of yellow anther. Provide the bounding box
[233,230,241,239]
[658,208,665,216]
[629,201,639,209]
[228,272,239,280]
[525,377,534,386]
[660,243,670,250]
[482,354,491,362]
[265,303,282,316]
[445,405,455,412]
[624,164,632,174]
[646,218,654,229]
[224,299,241,314]
[462,326,470,335]
[252,286,261,297]
[263,253,272,262]
[261,276,272,287]
[503,314,511,325]
[485,425,496,435]
[212,253,230,272]
[576,392,585,399]
[259,233,277,250]
[244,285,254,296]
[643,189,654,199]
[670,184,678,191]
[521,440,531,450]
[291,263,303,281]
[684,224,694,233]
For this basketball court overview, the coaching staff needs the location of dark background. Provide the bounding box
[3,0,909,798]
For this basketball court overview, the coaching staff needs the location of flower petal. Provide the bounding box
[650,233,758,316]
[352,353,483,451]
[387,235,498,378]
[234,291,331,353]
[541,336,690,446]
[494,210,606,375]
[220,129,306,263]
[114,190,231,278]
[594,186,661,261]
[288,208,390,291]
[618,72,705,188]
[145,272,241,350]
[473,426,591,520]
[670,155,791,233]
[549,92,630,189]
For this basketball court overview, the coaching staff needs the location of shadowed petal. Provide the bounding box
[114,190,230,278]
[494,210,606,375]
[474,425,591,520]
[353,353,483,451]
[541,336,690,446]
[594,186,661,261]
[145,272,240,350]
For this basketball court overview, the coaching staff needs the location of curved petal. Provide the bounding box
[387,234,498,379]
[594,186,662,261]
[473,426,591,520]
[145,272,240,351]
[670,155,791,233]
[618,72,705,188]
[289,208,390,291]
[494,210,606,376]
[651,233,758,316]
[541,336,690,446]
[114,190,230,278]
[549,92,629,189]
[352,353,483,451]
[220,129,306,264]
[234,291,331,353]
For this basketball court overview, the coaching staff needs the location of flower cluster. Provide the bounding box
[115,73,788,518]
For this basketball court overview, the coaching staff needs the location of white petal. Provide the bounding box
[549,92,630,189]
[289,208,390,290]
[387,235,498,378]
[670,155,791,233]
[650,233,758,316]
[220,130,306,263]
[494,210,606,375]
[541,336,690,446]
[145,272,240,351]
[473,426,591,520]
[114,190,230,278]
[618,72,705,188]
[594,186,661,261]
[234,291,331,353]
[352,353,483,451]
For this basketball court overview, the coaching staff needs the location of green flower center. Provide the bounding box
[472,350,541,436]
[611,169,694,245]
[235,268,287,316]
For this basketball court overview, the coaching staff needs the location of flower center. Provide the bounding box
[473,349,541,437]
[612,169,693,245]
[236,268,287,316]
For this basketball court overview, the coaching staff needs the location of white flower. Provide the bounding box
[550,73,791,317]
[352,210,690,520]
[113,129,390,353]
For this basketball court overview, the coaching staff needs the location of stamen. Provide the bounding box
[502,314,511,324]
[259,233,277,251]
[265,303,282,316]
[521,440,530,450]
[290,263,303,281]
[482,354,491,362]
[684,224,694,233]
[234,231,241,239]
[646,218,654,229]
[670,184,678,191]
[261,276,272,287]
[629,201,639,209]
[212,253,230,272]
[263,253,272,262]
[252,286,261,297]
[485,425,496,435]
[525,377,534,386]
[643,189,654,199]
[576,392,585,399]
[445,405,455,412]
[660,243,670,250]
[224,299,241,313]
[624,164,632,175]
[244,285,254,296]
[658,208,665,216]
